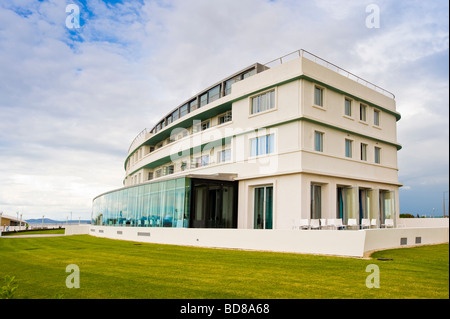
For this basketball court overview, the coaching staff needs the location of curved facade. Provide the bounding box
[92,50,401,231]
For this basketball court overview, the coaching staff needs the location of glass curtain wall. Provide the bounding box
[92,178,190,228]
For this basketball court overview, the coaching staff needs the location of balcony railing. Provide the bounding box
[264,49,395,99]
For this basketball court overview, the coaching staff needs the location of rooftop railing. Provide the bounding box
[264,49,395,99]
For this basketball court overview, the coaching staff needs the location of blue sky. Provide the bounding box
[0,0,448,220]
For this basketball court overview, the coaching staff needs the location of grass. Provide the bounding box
[0,235,448,299]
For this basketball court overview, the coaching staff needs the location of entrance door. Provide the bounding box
[254,186,273,229]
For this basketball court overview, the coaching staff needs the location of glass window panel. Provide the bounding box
[200,93,208,107]
[314,86,323,106]
[345,139,353,158]
[345,99,352,116]
[360,104,367,121]
[315,132,323,152]
[208,85,220,103]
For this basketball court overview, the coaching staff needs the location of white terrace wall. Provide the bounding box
[85,225,448,258]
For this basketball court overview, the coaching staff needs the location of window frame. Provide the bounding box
[345,139,353,158]
[314,131,324,152]
[250,89,276,115]
[314,85,324,107]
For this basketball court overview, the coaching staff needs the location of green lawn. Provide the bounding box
[0,235,448,299]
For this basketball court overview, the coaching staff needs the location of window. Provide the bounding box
[345,139,353,158]
[189,99,197,112]
[163,165,174,176]
[200,85,221,107]
[361,143,368,161]
[224,78,235,96]
[200,93,208,107]
[172,109,179,122]
[360,104,367,121]
[218,110,232,124]
[374,109,380,126]
[314,131,323,152]
[155,169,162,178]
[208,85,220,103]
[254,186,273,230]
[193,120,210,133]
[314,86,323,106]
[251,90,275,114]
[311,184,322,219]
[374,147,381,164]
[218,149,231,163]
[179,104,188,117]
[180,161,187,171]
[167,114,173,125]
[250,134,275,157]
[148,172,153,181]
[345,98,352,116]
[195,155,209,168]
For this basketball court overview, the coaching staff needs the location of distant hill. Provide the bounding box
[25,218,91,224]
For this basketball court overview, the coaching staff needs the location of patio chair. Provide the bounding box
[333,218,347,230]
[320,218,328,229]
[361,219,370,229]
[370,219,378,228]
[382,219,394,228]
[299,219,310,230]
[310,219,320,230]
[347,218,358,229]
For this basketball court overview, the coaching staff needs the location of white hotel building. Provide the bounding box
[87,50,447,257]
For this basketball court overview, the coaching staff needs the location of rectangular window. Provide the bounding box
[189,99,197,112]
[148,172,153,180]
[218,110,232,124]
[218,149,231,163]
[250,134,275,157]
[374,109,380,126]
[311,184,322,219]
[172,109,179,122]
[360,104,367,121]
[200,93,208,107]
[201,120,210,131]
[345,98,352,116]
[155,169,162,178]
[167,114,173,125]
[314,86,323,106]
[254,186,273,230]
[180,104,188,117]
[361,143,368,161]
[251,90,275,114]
[314,131,323,152]
[224,78,235,96]
[375,147,381,164]
[345,139,353,158]
[208,85,221,103]
[196,155,209,167]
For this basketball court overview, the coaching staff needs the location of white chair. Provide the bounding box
[292,218,301,230]
[347,218,358,229]
[382,218,394,228]
[320,218,328,229]
[299,219,310,230]
[310,219,320,230]
[361,219,370,229]
[333,219,347,230]
[370,219,378,228]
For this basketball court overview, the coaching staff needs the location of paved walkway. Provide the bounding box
[0,234,65,238]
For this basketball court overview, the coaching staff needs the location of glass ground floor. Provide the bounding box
[92,177,238,229]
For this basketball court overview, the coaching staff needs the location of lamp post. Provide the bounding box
[42,215,45,229]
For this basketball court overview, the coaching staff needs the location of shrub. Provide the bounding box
[0,275,18,299]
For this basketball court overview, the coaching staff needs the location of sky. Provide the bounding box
[0,0,448,221]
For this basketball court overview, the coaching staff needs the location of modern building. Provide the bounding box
[91,50,402,232]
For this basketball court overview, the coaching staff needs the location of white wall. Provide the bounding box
[86,225,448,258]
